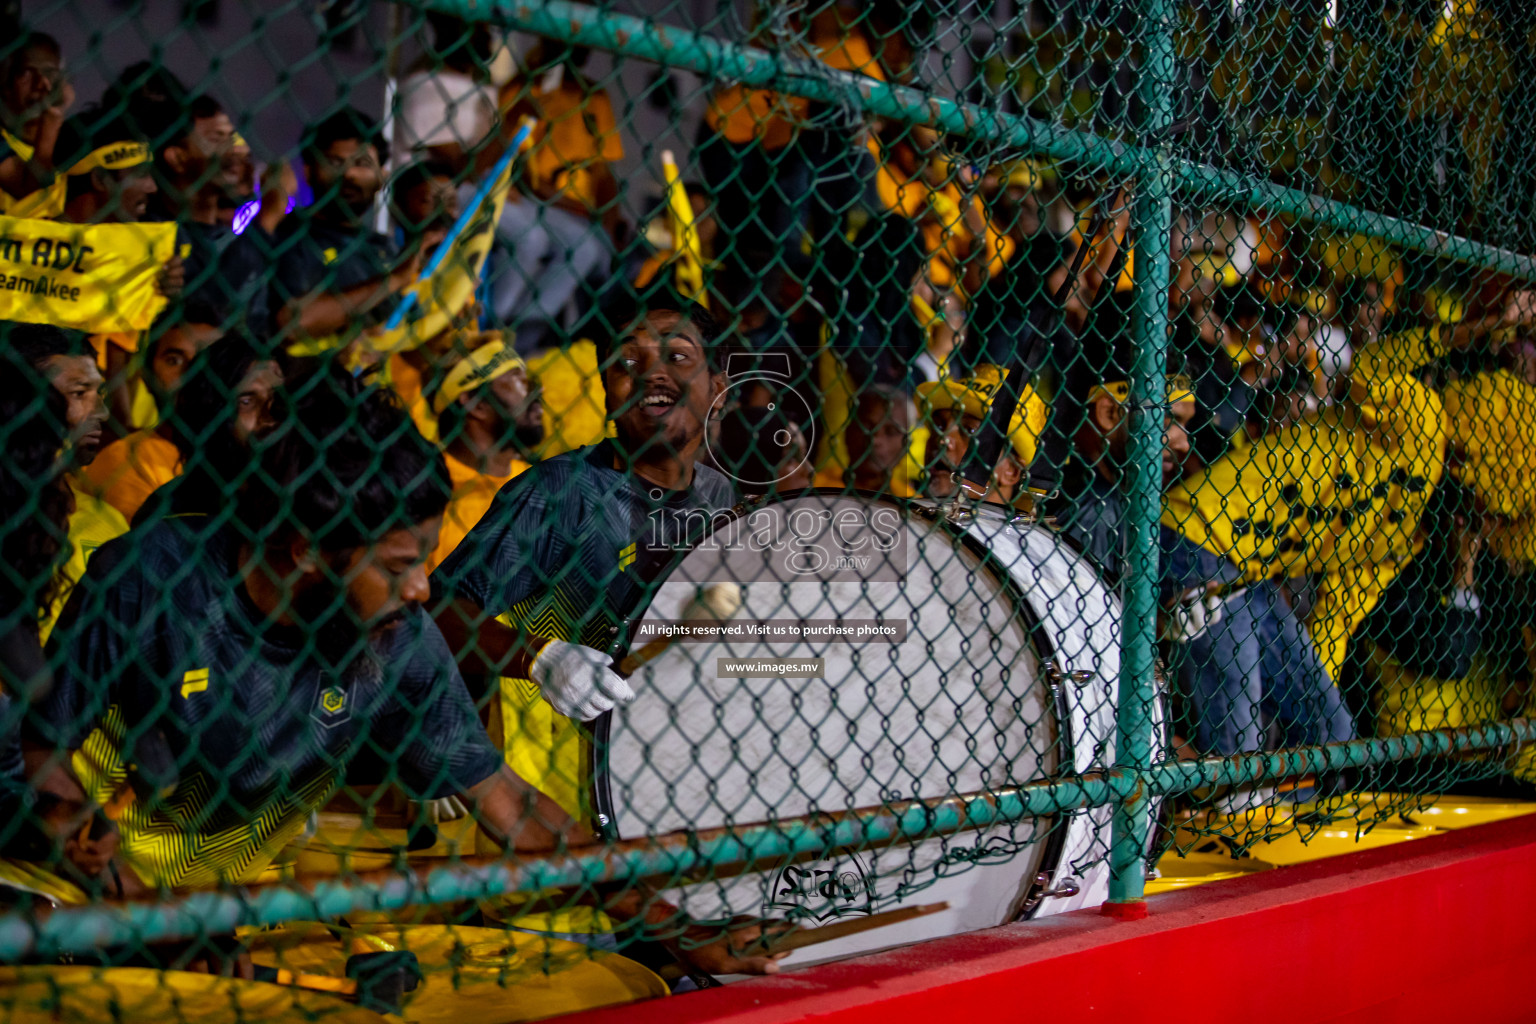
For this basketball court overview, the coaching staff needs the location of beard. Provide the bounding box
[513,418,545,450]
[291,580,406,686]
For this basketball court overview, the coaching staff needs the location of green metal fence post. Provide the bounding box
[1103,0,1179,919]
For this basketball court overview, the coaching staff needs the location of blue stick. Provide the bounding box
[384,118,535,331]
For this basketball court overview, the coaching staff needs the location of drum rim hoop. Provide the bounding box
[590,490,1075,842]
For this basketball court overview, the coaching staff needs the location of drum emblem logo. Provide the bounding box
[767,851,876,921]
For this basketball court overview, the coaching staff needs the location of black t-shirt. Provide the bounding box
[29,518,501,886]
[180,220,273,335]
[269,213,399,345]
[432,441,737,652]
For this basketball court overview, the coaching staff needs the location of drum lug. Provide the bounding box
[934,500,976,524]
[1034,870,1081,900]
[1020,867,1082,917]
[1045,665,1094,687]
[1007,490,1057,530]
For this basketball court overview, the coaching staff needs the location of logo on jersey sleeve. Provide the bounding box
[180,667,209,698]
[619,542,637,572]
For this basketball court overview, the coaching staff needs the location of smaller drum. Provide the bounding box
[246,924,667,1024]
[594,494,1134,968]
[0,966,384,1024]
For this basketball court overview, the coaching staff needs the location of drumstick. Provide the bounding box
[746,902,950,956]
[615,583,742,676]
[271,969,358,998]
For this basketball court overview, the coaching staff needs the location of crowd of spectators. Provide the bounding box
[0,0,1532,973]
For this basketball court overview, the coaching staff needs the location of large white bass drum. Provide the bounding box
[592,493,1129,970]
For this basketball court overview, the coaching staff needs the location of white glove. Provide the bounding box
[1166,587,1241,644]
[529,640,637,721]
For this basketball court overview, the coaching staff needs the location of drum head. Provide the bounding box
[598,494,1061,947]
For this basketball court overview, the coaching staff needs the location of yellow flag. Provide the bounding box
[1163,377,1445,583]
[363,159,517,356]
[1442,370,1536,520]
[661,148,706,305]
[0,215,174,333]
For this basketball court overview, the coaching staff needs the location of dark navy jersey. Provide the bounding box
[268,213,400,337]
[29,517,501,886]
[180,220,273,335]
[432,441,737,652]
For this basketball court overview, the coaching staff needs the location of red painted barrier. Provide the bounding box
[561,815,1536,1024]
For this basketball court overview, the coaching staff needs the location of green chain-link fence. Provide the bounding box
[0,0,1533,1017]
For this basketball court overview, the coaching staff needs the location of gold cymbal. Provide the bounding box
[246,924,668,1024]
[0,966,387,1024]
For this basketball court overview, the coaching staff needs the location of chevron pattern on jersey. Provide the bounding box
[75,709,337,888]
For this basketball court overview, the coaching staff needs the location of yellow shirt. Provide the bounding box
[0,128,67,219]
[812,22,887,80]
[1164,372,1444,580]
[41,481,131,643]
[870,138,1014,289]
[386,354,439,443]
[524,80,624,214]
[1353,325,1447,379]
[427,452,528,573]
[81,429,182,523]
[528,340,607,458]
[704,85,803,149]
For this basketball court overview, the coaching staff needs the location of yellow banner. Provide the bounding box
[0,215,175,333]
[365,160,516,356]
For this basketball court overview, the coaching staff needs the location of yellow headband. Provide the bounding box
[69,140,151,175]
[433,339,525,415]
[1087,377,1195,407]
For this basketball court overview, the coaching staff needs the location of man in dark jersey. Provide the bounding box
[431,295,794,977]
[270,108,418,356]
[149,94,269,333]
[433,295,734,722]
[26,370,574,893]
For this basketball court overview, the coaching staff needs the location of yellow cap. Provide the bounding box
[915,365,1049,462]
[917,364,1008,421]
[432,333,525,415]
[1085,375,1196,407]
[68,140,151,175]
